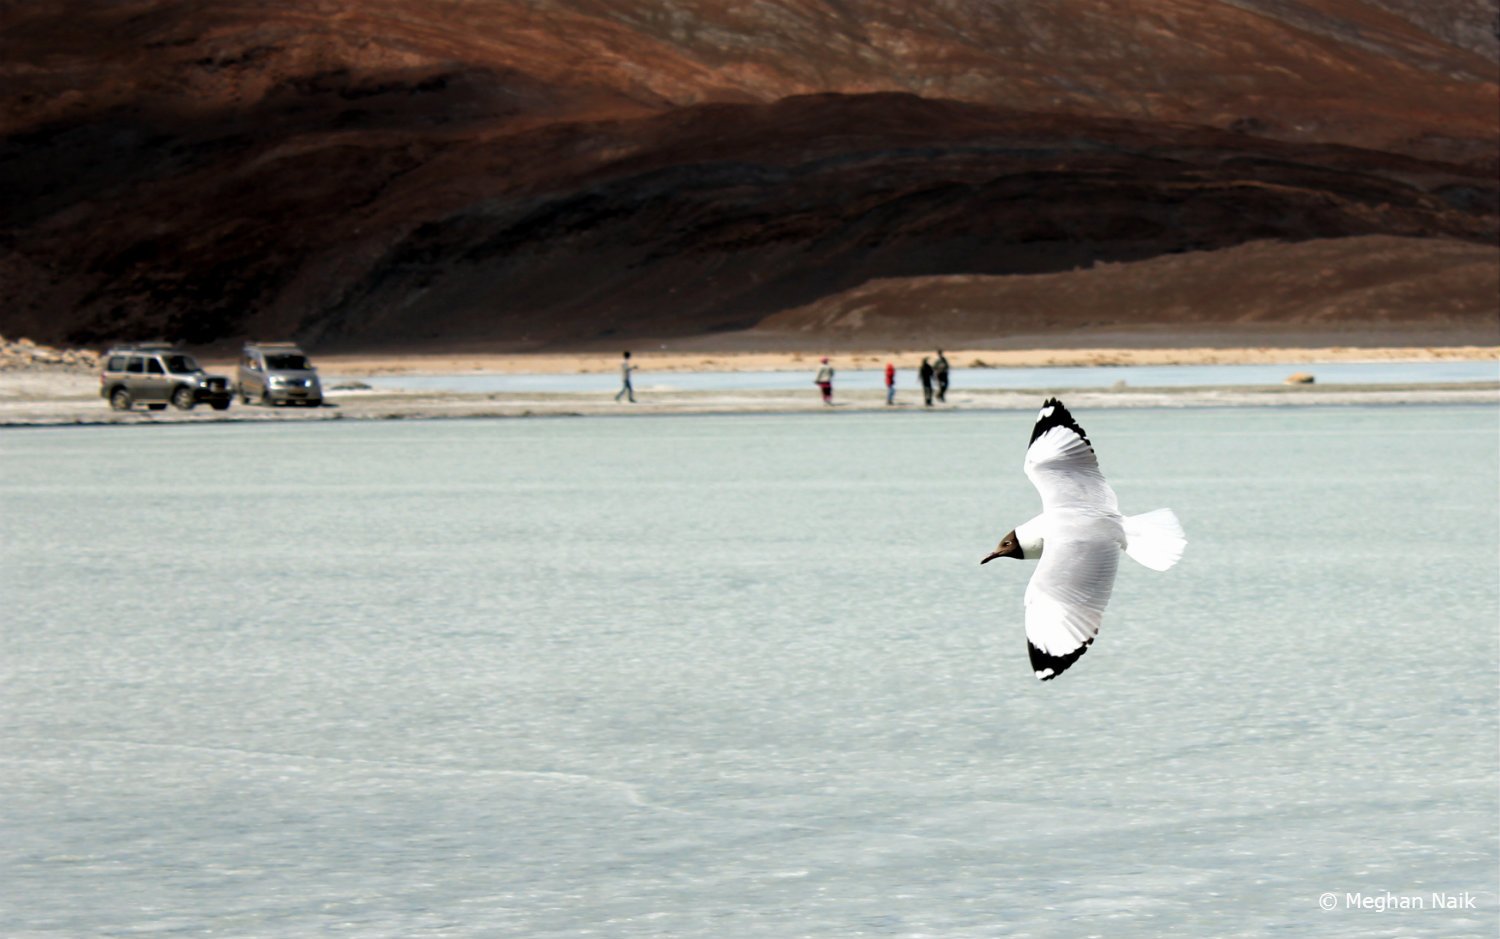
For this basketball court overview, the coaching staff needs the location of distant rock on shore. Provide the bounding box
[0,336,101,372]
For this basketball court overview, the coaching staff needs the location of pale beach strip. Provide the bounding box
[1,344,1495,427]
[308,344,1500,376]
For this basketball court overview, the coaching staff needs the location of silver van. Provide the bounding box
[99,344,234,411]
[237,343,324,406]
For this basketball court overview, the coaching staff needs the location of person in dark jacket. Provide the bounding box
[934,349,950,402]
[919,357,934,407]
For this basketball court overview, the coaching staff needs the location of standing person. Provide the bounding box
[814,357,834,405]
[884,361,896,406]
[934,349,950,403]
[614,350,636,403]
[919,357,934,407]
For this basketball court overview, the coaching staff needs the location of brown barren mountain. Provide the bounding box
[1,0,1496,350]
[757,235,1500,347]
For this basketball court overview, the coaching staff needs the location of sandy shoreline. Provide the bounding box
[2,386,1497,428]
[305,344,1499,376]
[0,348,1494,429]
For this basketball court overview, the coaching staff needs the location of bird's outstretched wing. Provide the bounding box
[1021,399,1123,680]
[1025,537,1120,680]
[1023,398,1119,515]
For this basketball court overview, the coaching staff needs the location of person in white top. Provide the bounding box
[814,357,834,406]
[615,351,637,403]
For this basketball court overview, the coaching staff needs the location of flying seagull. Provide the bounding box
[982,398,1186,680]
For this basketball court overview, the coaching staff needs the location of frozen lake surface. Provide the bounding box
[347,359,1500,394]
[2,405,1497,937]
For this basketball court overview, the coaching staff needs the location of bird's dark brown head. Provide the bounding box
[981,530,1025,565]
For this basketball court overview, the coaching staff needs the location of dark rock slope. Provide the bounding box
[1,0,1495,348]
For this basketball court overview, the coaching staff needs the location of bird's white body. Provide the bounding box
[986,399,1185,680]
[1011,515,1048,559]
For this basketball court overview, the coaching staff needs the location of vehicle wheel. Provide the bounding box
[238,387,250,405]
[172,386,196,410]
[261,387,276,407]
[110,387,132,411]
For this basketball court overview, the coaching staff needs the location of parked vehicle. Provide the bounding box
[237,342,323,407]
[99,343,234,411]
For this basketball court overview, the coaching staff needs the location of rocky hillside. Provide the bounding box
[1,0,1495,349]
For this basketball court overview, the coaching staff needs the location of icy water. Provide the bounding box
[348,359,1500,394]
[2,406,1497,938]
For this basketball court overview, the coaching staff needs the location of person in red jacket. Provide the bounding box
[884,361,896,405]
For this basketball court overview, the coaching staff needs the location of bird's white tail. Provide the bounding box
[1123,508,1186,571]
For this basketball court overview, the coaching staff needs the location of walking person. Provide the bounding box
[614,350,636,403]
[934,349,950,403]
[919,357,934,407]
[814,357,834,405]
[884,361,896,406]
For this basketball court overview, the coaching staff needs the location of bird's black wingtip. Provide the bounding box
[1028,638,1093,681]
[1029,398,1092,449]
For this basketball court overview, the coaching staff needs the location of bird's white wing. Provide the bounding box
[1025,535,1120,680]
[1019,399,1124,680]
[1023,398,1119,515]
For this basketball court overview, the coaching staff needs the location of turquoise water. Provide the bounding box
[346,360,1500,394]
[2,406,1497,937]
